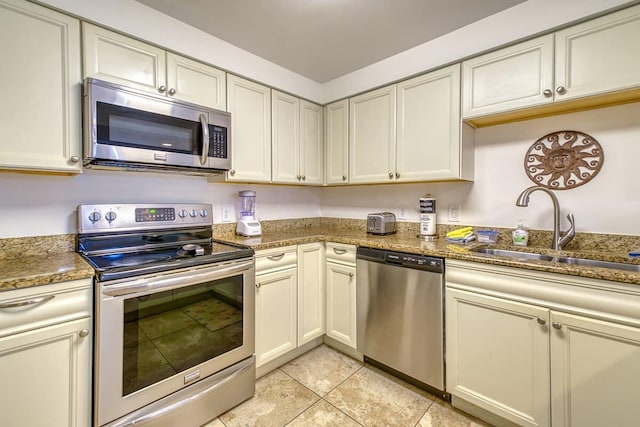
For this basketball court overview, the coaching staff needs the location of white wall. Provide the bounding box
[0,170,321,238]
[321,102,640,236]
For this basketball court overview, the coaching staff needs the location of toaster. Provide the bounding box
[367,212,397,235]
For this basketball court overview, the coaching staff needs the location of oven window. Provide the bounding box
[122,276,243,396]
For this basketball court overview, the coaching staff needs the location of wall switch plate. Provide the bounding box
[221,205,233,223]
[398,207,407,220]
[448,205,461,222]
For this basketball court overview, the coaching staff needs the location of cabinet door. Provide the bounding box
[550,311,640,427]
[0,0,82,173]
[299,100,324,185]
[226,75,271,182]
[462,34,554,119]
[349,85,396,184]
[0,317,91,427]
[166,52,226,110]
[297,243,325,345]
[446,288,550,427]
[326,262,357,348]
[82,22,166,94]
[271,90,300,184]
[324,100,349,185]
[396,64,462,182]
[555,4,640,102]
[255,268,297,366]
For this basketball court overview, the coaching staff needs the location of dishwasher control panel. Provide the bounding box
[357,246,444,273]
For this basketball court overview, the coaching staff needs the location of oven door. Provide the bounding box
[84,78,230,170]
[95,258,254,426]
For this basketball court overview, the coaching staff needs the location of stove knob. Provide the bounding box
[88,211,101,223]
[189,209,197,217]
[200,209,208,217]
[105,211,117,222]
[178,209,188,218]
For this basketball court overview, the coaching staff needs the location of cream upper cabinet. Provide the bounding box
[272,91,323,185]
[82,23,226,110]
[271,90,300,184]
[462,35,554,120]
[0,0,82,173]
[297,243,325,345]
[554,4,640,102]
[349,85,397,184]
[226,75,271,182]
[397,64,471,181]
[463,4,640,125]
[324,100,349,185]
[299,100,324,185]
[550,311,640,427]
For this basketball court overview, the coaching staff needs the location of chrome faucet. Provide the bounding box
[515,186,576,250]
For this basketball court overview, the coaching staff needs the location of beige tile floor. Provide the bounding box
[202,345,490,427]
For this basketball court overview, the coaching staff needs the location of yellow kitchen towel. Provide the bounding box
[446,226,473,238]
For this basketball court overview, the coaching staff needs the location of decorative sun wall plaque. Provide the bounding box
[524,130,604,190]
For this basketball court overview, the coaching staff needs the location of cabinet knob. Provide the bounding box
[79,329,90,337]
[342,175,347,181]
[70,155,80,163]
[302,175,306,181]
[229,169,236,176]
[552,321,563,330]
[255,283,261,289]
[168,88,176,96]
[395,172,400,179]
[389,173,394,179]
[543,89,553,97]
[349,272,354,278]
[536,316,546,325]
[158,85,167,93]
[297,175,301,180]
[555,86,566,95]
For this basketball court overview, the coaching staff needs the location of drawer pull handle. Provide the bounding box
[79,329,90,337]
[0,295,55,309]
[332,248,348,255]
[267,253,285,261]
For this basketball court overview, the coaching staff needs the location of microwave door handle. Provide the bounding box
[199,113,210,166]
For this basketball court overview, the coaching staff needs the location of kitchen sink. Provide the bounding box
[471,248,640,273]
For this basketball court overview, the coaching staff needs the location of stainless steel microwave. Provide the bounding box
[83,78,231,174]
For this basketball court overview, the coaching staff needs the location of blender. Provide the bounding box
[236,190,262,236]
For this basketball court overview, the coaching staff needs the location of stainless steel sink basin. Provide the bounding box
[471,248,640,273]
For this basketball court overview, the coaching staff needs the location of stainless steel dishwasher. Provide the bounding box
[356,247,447,398]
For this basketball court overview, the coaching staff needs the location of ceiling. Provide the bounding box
[134,0,525,83]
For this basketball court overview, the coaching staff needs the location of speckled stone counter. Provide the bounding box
[0,234,94,292]
[214,218,640,286]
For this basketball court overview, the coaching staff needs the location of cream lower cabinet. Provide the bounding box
[297,243,325,344]
[255,247,298,367]
[463,4,640,124]
[225,75,272,182]
[0,0,82,173]
[83,23,226,110]
[446,260,640,427]
[325,243,357,349]
[0,279,92,427]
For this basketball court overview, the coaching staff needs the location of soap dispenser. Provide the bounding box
[512,219,529,246]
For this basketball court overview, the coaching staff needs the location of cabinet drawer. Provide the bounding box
[255,246,297,274]
[326,243,356,266]
[0,279,92,339]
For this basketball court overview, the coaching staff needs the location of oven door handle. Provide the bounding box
[101,259,253,297]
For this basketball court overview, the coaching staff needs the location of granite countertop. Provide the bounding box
[0,252,94,292]
[216,226,640,286]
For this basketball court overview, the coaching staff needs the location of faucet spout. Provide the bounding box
[515,186,575,250]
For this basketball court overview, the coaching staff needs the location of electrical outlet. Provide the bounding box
[221,205,233,223]
[448,205,461,222]
[398,208,407,220]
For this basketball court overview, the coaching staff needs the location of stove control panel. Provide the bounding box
[78,203,213,233]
